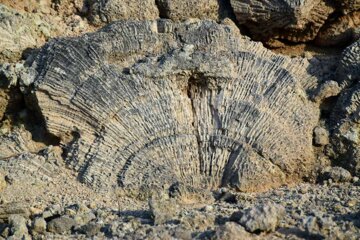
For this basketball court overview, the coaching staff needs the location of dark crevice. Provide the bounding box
[155,0,168,19]
[319,96,339,124]
[24,92,61,146]
[187,76,204,175]
[0,83,58,147]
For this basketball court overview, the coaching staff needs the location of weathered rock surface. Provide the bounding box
[0,2,93,63]
[0,1,360,240]
[230,0,360,47]
[32,217,47,234]
[316,11,360,46]
[320,166,352,183]
[330,40,360,176]
[8,215,30,240]
[85,0,159,26]
[0,4,50,62]
[230,0,334,43]
[237,202,285,233]
[47,216,77,233]
[156,0,225,21]
[0,171,5,192]
[24,19,321,193]
[0,203,30,225]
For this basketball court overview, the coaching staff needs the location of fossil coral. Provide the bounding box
[84,0,159,26]
[230,0,334,42]
[24,20,319,192]
[330,40,360,176]
[316,11,360,46]
[0,4,50,62]
[156,0,222,21]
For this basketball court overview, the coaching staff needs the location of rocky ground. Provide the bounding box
[0,0,360,239]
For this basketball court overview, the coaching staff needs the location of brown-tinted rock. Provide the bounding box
[230,0,334,43]
[316,11,360,46]
[85,0,159,26]
[156,0,222,21]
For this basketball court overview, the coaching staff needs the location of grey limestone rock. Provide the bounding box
[321,166,352,183]
[8,215,30,239]
[25,19,320,193]
[32,217,47,234]
[215,222,254,240]
[238,202,285,233]
[331,40,360,176]
[47,216,77,234]
[0,203,30,223]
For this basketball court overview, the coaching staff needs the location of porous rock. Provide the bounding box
[32,217,46,234]
[156,0,224,21]
[25,20,320,193]
[313,126,329,146]
[330,40,360,176]
[315,11,360,47]
[0,4,51,62]
[149,192,180,225]
[0,203,30,223]
[238,202,285,233]
[0,172,5,192]
[230,0,334,42]
[321,167,352,183]
[8,215,29,239]
[215,222,255,240]
[85,0,159,26]
[334,0,360,14]
[47,216,77,234]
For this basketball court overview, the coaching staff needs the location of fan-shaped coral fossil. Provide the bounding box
[24,20,320,192]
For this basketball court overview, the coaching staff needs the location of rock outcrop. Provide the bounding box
[330,40,360,176]
[156,0,226,21]
[84,0,159,26]
[0,1,360,240]
[22,20,321,193]
[230,0,334,43]
[230,0,360,46]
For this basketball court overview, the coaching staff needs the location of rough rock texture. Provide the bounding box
[156,0,226,21]
[24,20,321,193]
[0,4,50,62]
[0,2,93,63]
[316,11,360,46]
[84,0,159,26]
[8,215,30,239]
[320,166,352,183]
[238,202,285,233]
[313,126,329,146]
[330,40,360,176]
[230,0,334,42]
[0,1,360,240]
[334,0,360,14]
[0,172,5,192]
[230,0,360,47]
[0,203,30,223]
[1,182,358,239]
[47,216,77,233]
